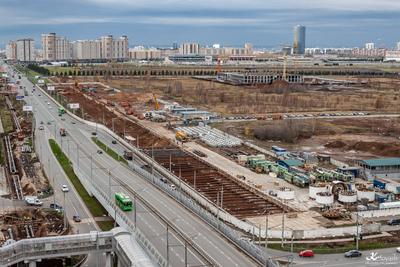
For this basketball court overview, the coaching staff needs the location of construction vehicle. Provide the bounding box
[25,196,43,206]
[175,131,189,142]
[153,93,160,110]
[59,128,67,136]
[123,151,133,160]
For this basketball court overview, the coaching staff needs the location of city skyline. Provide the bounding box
[1,0,400,48]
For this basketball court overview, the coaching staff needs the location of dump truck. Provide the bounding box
[175,131,189,142]
[59,128,67,136]
[25,196,43,206]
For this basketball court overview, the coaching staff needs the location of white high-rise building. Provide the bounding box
[180,43,200,55]
[16,38,35,61]
[6,41,17,60]
[365,42,375,50]
[55,36,71,60]
[100,35,114,59]
[41,33,56,61]
[293,25,306,55]
[71,40,101,60]
[41,33,71,61]
[113,36,129,59]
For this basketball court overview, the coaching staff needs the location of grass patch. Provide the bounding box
[268,239,400,254]
[91,137,128,165]
[15,65,50,84]
[49,139,108,218]
[97,220,115,231]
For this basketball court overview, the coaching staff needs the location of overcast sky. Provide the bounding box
[1,0,400,49]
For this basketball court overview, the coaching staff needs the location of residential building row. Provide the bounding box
[6,39,35,61]
[42,33,129,61]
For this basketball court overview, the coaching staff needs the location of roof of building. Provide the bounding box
[279,159,303,167]
[361,158,400,167]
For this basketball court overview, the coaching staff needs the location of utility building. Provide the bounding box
[358,158,400,180]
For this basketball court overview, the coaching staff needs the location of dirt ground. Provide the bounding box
[212,117,400,160]
[50,76,400,115]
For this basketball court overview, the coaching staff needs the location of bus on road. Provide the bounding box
[115,192,133,211]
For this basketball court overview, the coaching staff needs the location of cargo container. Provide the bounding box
[373,179,386,189]
[386,183,400,194]
[379,201,400,209]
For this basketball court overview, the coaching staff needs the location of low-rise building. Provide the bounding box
[358,157,400,180]
[217,72,303,85]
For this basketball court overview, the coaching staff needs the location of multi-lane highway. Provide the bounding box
[13,66,261,266]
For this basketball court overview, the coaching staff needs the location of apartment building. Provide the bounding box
[128,47,162,60]
[16,38,35,61]
[5,41,17,60]
[71,40,101,60]
[113,36,129,59]
[6,39,35,61]
[55,36,71,60]
[99,35,128,60]
[41,33,56,61]
[180,43,200,55]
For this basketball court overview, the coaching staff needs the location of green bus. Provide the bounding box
[58,107,65,116]
[115,192,133,211]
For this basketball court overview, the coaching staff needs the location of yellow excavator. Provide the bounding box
[153,93,160,110]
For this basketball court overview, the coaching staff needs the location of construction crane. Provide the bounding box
[282,55,288,82]
[152,93,160,110]
[216,58,222,74]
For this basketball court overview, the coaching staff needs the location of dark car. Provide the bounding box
[344,250,362,258]
[97,150,103,154]
[92,132,97,136]
[112,140,117,144]
[50,203,62,210]
[72,215,81,222]
[388,219,400,226]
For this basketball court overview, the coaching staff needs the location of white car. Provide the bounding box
[170,184,176,190]
[397,247,400,253]
[38,126,44,130]
[62,185,69,192]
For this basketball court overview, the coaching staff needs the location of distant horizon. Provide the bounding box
[1,0,400,50]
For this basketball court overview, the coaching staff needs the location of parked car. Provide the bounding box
[344,250,362,258]
[62,185,69,192]
[299,250,314,257]
[387,219,400,225]
[72,215,81,222]
[50,203,62,210]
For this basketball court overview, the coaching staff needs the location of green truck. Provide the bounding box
[58,107,65,116]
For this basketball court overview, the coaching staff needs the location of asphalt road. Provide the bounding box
[14,66,260,267]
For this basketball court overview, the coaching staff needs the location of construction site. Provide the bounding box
[42,62,400,241]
